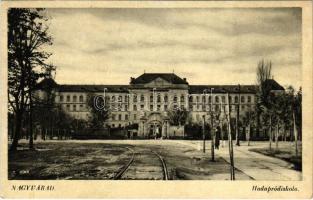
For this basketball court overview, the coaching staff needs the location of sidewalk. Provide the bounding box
[172,140,302,181]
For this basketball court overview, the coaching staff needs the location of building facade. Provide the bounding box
[37,73,284,138]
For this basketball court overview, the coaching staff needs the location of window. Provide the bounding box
[133,94,137,103]
[80,104,83,111]
[112,96,116,102]
[140,105,144,110]
[125,105,128,111]
[208,96,211,103]
[164,95,168,102]
[140,95,144,102]
[150,105,153,111]
[73,95,77,102]
[164,105,168,110]
[112,124,115,128]
[118,96,122,102]
[125,114,129,120]
[247,96,251,103]
[173,105,178,110]
[181,95,185,102]
[112,114,116,121]
[66,104,70,111]
[173,95,177,103]
[133,114,137,120]
[202,95,205,103]
[157,105,161,111]
[189,96,193,103]
[73,104,77,111]
[235,96,239,103]
[215,96,219,103]
[150,95,153,102]
[118,114,122,121]
[79,95,83,102]
[133,105,137,111]
[241,96,245,103]
[60,95,64,102]
[215,105,219,111]
[157,94,161,103]
[66,95,70,102]
[241,105,245,110]
[222,96,225,103]
[196,96,199,103]
[229,96,232,103]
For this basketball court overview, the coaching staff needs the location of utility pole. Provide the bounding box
[227,93,235,180]
[202,115,206,153]
[236,84,240,146]
[210,88,215,161]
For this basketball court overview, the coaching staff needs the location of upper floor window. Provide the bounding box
[208,96,211,103]
[125,114,129,120]
[181,95,185,102]
[215,96,219,103]
[66,95,70,102]
[79,95,83,102]
[112,96,116,102]
[173,95,177,103]
[125,105,128,111]
[140,95,144,102]
[196,96,199,103]
[133,94,137,103]
[79,104,83,111]
[60,95,64,102]
[150,105,153,111]
[73,104,77,111]
[235,96,239,103]
[164,95,168,102]
[202,95,206,103]
[118,96,123,102]
[140,105,144,110]
[241,96,245,103]
[150,95,153,102]
[118,114,122,121]
[66,104,70,111]
[229,96,232,103]
[157,94,161,103]
[247,96,251,103]
[189,96,193,103]
[133,105,137,111]
[73,95,77,102]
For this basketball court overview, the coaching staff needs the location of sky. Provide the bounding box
[44,8,302,88]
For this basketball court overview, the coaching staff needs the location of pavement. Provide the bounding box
[171,140,302,181]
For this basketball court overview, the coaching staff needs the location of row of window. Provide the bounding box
[64,104,85,112]
[59,93,254,104]
[60,95,84,103]
[190,95,253,104]
[191,104,254,112]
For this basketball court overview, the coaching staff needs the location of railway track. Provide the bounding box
[113,147,169,180]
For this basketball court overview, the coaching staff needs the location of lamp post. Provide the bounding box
[210,88,215,161]
[202,114,205,153]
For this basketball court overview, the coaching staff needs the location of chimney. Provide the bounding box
[130,77,135,83]
[183,78,187,82]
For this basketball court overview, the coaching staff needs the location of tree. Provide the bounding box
[167,107,189,127]
[86,93,110,129]
[256,60,275,151]
[242,108,256,146]
[8,8,54,151]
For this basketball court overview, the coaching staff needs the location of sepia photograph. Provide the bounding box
[1,1,312,198]
[6,7,304,181]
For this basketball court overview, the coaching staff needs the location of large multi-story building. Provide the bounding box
[37,73,284,138]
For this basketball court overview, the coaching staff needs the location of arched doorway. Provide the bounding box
[148,120,162,139]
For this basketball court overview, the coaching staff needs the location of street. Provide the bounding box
[8,140,301,180]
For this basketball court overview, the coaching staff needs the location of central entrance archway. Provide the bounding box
[148,120,162,139]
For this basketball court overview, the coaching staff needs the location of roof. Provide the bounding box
[58,85,129,93]
[35,78,58,90]
[189,85,258,94]
[130,73,188,84]
[263,79,285,91]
